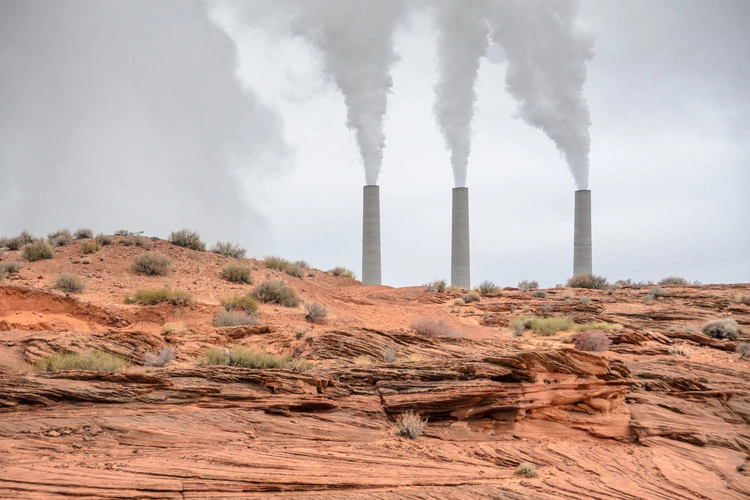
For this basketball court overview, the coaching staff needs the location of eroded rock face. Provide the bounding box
[1,241,749,498]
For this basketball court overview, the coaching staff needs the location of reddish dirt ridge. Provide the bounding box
[1,238,749,499]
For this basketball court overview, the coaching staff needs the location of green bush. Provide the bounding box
[305,302,328,322]
[0,262,21,274]
[199,347,311,371]
[510,316,574,336]
[396,411,426,439]
[53,272,85,293]
[252,280,301,308]
[575,321,620,332]
[95,233,113,246]
[220,294,259,313]
[702,318,740,340]
[220,263,253,284]
[477,280,499,294]
[48,229,73,247]
[35,351,128,372]
[22,241,54,261]
[212,241,246,259]
[169,229,205,251]
[567,273,609,290]
[659,276,689,285]
[74,228,93,239]
[80,240,100,254]
[212,310,258,327]
[125,287,191,305]
[330,266,355,279]
[518,280,539,291]
[131,252,172,276]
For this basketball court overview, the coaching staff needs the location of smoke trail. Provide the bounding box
[211,0,405,186]
[294,1,405,185]
[432,1,490,188]
[492,0,594,189]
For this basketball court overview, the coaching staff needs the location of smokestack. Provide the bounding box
[573,189,592,276]
[362,185,381,285]
[451,187,470,289]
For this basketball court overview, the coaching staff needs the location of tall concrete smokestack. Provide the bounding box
[573,189,592,276]
[451,187,470,289]
[362,185,381,285]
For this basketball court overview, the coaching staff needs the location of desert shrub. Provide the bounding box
[199,347,310,371]
[353,355,373,365]
[1,235,26,250]
[17,230,34,244]
[169,229,205,251]
[477,280,499,294]
[74,228,93,239]
[126,288,191,305]
[330,266,355,279]
[396,411,426,439]
[35,350,127,372]
[737,342,750,360]
[252,280,301,308]
[22,241,54,261]
[220,294,259,313]
[513,321,525,336]
[518,280,539,291]
[95,233,113,246]
[567,273,609,290]
[53,272,85,293]
[0,262,21,274]
[213,310,258,327]
[511,316,574,336]
[264,256,291,272]
[212,241,246,259]
[426,279,447,293]
[515,463,539,478]
[574,331,611,352]
[382,347,397,363]
[579,296,591,304]
[293,260,310,269]
[114,229,130,236]
[143,347,176,367]
[285,264,304,279]
[575,321,620,332]
[453,298,466,306]
[734,295,750,305]
[531,290,547,298]
[607,285,618,295]
[220,263,253,284]
[162,322,186,333]
[80,240,100,254]
[131,252,172,276]
[305,302,328,322]
[411,317,462,337]
[646,287,667,300]
[702,318,740,340]
[668,344,698,358]
[48,229,73,247]
[462,291,481,303]
[659,276,688,285]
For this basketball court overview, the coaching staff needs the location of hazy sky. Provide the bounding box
[1,0,748,287]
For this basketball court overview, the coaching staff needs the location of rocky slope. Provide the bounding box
[1,236,748,498]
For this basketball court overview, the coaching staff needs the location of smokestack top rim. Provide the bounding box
[575,189,591,193]
[452,186,469,192]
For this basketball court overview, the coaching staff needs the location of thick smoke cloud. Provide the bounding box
[432,0,490,188]
[0,0,287,245]
[492,0,594,189]
[212,0,405,186]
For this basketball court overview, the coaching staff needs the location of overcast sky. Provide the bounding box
[1,0,748,287]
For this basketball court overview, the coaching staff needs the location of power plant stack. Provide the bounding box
[362,185,382,285]
[451,187,470,289]
[573,189,592,276]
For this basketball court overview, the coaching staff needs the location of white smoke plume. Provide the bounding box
[214,0,405,186]
[492,0,594,189]
[432,1,491,188]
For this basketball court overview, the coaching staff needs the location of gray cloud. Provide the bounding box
[0,0,287,248]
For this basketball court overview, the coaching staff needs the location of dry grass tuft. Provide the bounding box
[212,310,258,327]
[411,317,462,337]
[220,294,259,313]
[131,252,172,276]
[125,288,191,306]
[220,263,253,284]
[199,347,311,371]
[22,241,54,261]
[396,411,427,439]
[330,267,356,279]
[515,463,539,478]
[567,273,609,290]
[305,302,328,322]
[169,229,205,251]
[35,351,127,372]
[53,272,85,293]
[212,241,246,259]
[143,347,176,367]
[252,280,301,308]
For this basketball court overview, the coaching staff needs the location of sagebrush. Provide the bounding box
[131,252,172,276]
[252,280,301,308]
[125,288,191,305]
[305,302,328,322]
[411,317,462,337]
[220,263,253,284]
[213,310,258,327]
[574,331,611,352]
[22,241,54,261]
[53,272,85,293]
[169,229,205,251]
[567,273,609,290]
[702,318,740,340]
[212,241,246,259]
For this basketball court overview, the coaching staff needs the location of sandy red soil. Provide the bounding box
[1,236,749,498]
